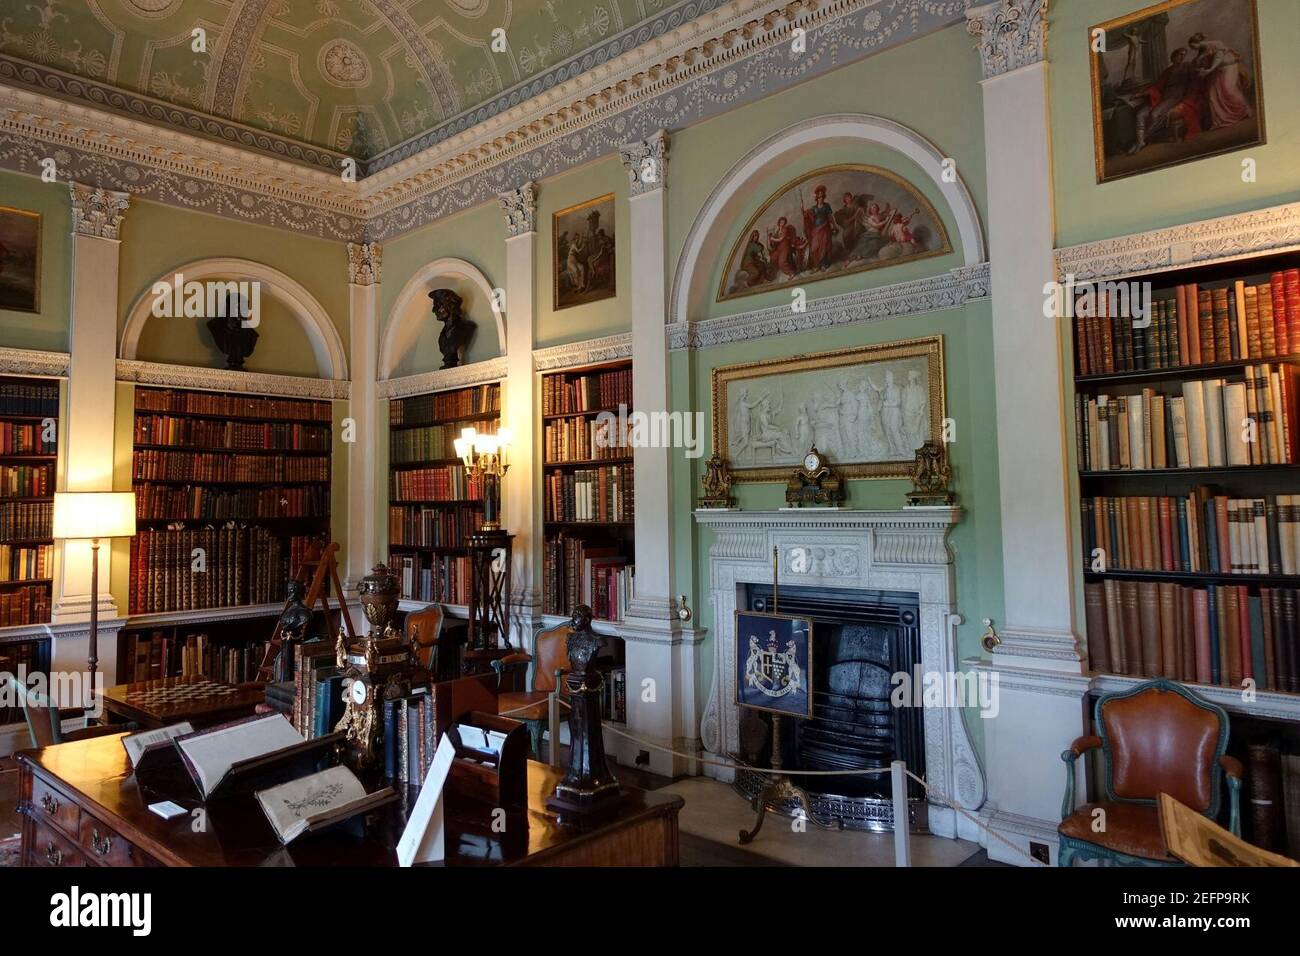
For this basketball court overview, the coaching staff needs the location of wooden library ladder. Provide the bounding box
[254,541,356,683]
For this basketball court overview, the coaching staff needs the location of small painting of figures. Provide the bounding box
[0,206,41,314]
[717,164,950,302]
[712,337,945,482]
[1090,0,1264,183]
[553,193,616,310]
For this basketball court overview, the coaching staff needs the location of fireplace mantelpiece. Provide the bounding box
[694,507,986,841]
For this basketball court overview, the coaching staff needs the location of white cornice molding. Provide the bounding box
[668,263,989,349]
[0,346,70,377]
[1053,202,1300,283]
[377,357,508,400]
[115,360,350,401]
[532,333,633,371]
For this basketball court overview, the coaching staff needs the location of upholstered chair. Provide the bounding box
[491,620,571,759]
[1058,678,1242,866]
[9,674,128,749]
[405,604,451,679]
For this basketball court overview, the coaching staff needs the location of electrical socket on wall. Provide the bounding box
[1029,841,1051,864]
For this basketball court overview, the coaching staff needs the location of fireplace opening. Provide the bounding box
[736,583,926,831]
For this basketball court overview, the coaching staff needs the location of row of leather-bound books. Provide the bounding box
[134,414,330,451]
[389,464,483,501]
[0,585,48,628]
[544,416,630,464]
[133,449,329,483]
[0,464,52,498]
[128,527,310,614]
[1081,491,1300,576]
[1076,364,1299,472]
[120,630,267,684]
[0,500,51,541]
[134,483,329,521]
[1084,579,1300,693]
[0,543,52,582]
[387,504,482,548]
[388,384,499,426]
[135,388,331,422]
[390,423,495,464]
[1074,270,1300,376]
[0,421,54,456]
[389,552,473,605]
[542,367,631,415]
[542,533,634,623]
[544,466,633,523]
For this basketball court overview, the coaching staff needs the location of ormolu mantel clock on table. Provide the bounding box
[785,446,844,508]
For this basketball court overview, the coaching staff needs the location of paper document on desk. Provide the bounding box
[396,733,456,866]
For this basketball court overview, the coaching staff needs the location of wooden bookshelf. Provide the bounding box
[387,382,500,604]
[128,385,332,616]
[0,633,50,724]
[0,375,57,629]
[540,359,635,624]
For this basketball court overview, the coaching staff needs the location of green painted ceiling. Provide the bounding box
[0,0,678,160]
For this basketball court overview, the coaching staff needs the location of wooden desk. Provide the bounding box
[16,732,682,867]
[101,676,264,730]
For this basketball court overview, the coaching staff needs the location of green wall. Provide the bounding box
[0,169,71,352]
[1050,0,1300,247]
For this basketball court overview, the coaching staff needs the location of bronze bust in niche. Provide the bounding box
[429,288,477,370]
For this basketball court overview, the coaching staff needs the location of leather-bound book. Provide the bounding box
[1211,287,1233,359]
[1137,581,1161,678]
[1104,578,1124,674]
[1195,285,1214,362]
[1245,282,1262,359]
[1223,585,1242,688]
[1283,590,1299,694]
[1084,582,1111,674]
[1261,588,1278,691]
[1157,582,1179,679]
[1270,272,1289,355]
[1246,741,1284,852]
[1238,585,1255,684]
[1209,586,1224,683]
[1282,751,1300,860]
[1181,586,1198,682]
[1119,579,1141,675]
[1286,269,1300,357]
[1259,282,1277,357]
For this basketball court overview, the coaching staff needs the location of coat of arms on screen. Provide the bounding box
[745,630,804,699]
[735,611,813,718]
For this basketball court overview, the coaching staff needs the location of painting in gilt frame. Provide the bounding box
[735,611,813,719]
[1089,0,1264,184]
[553,193,616,311]
[0,206,41,314]
[716,164,950,302]
[712,336,945,482]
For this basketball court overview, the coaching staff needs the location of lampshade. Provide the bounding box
[53,492,137,540]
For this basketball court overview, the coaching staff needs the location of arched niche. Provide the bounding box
[120,258,348,379]
[379,257,504,379]
[671,114,987,325]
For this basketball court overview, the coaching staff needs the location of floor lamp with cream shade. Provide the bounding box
[53,492,136,709]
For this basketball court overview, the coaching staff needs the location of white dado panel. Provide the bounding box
[694,507,985,841]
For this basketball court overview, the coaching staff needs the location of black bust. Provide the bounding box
[205,293,259,370]
[429,288,476,370]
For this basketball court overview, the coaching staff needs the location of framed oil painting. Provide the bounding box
[717,164,950,302]
[0,206,41,314]
[1089,0,1264,184]
[712,336,945,482]
[736,611,813,719]
[553,193,616,311]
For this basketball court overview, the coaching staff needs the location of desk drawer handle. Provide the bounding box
[45,842,62,866]
[91,829,112,857]
[40,793,59,815]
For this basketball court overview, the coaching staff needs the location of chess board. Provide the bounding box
[104,676,265,729]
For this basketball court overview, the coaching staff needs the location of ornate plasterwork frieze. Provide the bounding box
[69,181,129,239]
[667,263,989,349]
[965,0,1048,80]
[115,360,350,401]
[532,334,633,371]
[619,130,670,196]
[0,347,70,378]
[1054,202,1300,284]
[376,357,508,400]
[347,242,382,286]
[498,181,538,238]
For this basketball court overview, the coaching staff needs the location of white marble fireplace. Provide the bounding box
[693,507,986,841]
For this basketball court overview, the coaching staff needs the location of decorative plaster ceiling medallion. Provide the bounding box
[125,0,183,16]
[319,39,372,88]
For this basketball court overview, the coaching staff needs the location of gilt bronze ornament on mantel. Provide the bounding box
[547,606,622,817]
[698,453,737,509]
[906,439,955,507]
[784,447,844,508]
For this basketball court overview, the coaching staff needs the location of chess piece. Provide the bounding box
[698,453,736,509]
[906,440,955,506]
[429,288,476,370]
[547,606,622,815]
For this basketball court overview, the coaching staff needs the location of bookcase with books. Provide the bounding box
[129,386,332,618]
[0,375,57,629]
[387,382,500,606]
[1073,252,1300,855]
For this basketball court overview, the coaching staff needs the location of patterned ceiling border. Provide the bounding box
[532,333,633,371]
[0,55,348,175]
[0,346,71,378]
[376,357,509,400]
[1053,202,1300,283]
[667,263,990,350]
[0,0,965,244]
[115,359,351,401]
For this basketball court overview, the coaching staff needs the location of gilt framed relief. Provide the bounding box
[553,193,616,311]
[1089,0,1265,184]
[717,164,950,302]
[712,336,944,482]
[0,206,41,314]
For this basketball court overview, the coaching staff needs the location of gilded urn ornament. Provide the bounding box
[698,453,736,509]
[906,439,955,506]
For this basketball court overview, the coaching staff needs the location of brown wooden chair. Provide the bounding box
[1058,678,1242,866]
[8,674,126,749]
[492,621,571,759]
[405,604,453,680]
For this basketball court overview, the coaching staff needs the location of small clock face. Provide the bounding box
[350,680,368,705]
[804,452,820,472]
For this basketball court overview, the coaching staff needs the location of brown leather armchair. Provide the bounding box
[405,604,456,681]
[1058,678,1242,867]
[492,620,570,759]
